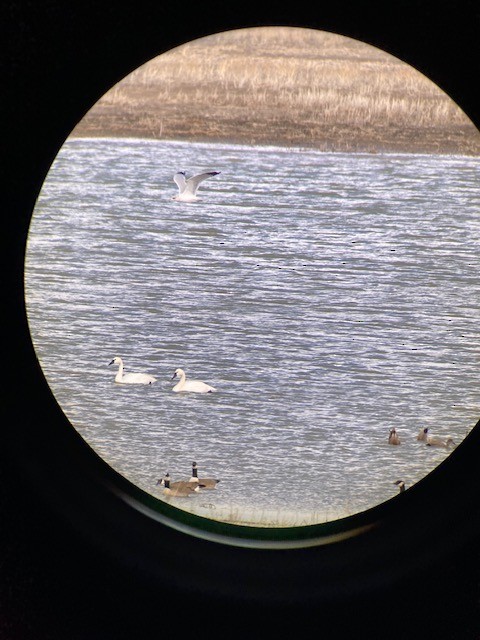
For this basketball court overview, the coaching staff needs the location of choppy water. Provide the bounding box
[25,137,480,525]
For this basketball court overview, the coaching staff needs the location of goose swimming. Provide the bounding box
[394,480,406,493]
[156,476,203,491]
[388,428,401,445]
[426,435,456,449]
[109,356,156,385]
[171,368,216,393]
[189,461,220,489]
[160,473,199,497]
[172,171,220,202]
[416,427,429,442]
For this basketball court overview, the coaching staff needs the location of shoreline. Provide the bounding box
[161,498,355,528]
[66,128,480,157]
[68,131,480,157]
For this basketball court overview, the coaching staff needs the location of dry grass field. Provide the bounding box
[72,27,480,154]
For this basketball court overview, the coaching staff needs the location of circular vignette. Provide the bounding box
[5,10,480,608]
[6,379,480,605]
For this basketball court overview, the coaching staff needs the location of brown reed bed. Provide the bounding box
[72,27,480,154]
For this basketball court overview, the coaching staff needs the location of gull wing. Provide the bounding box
[184,171,220,197]
[173,172,188,195]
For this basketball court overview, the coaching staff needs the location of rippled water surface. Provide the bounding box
[25,138,480,525]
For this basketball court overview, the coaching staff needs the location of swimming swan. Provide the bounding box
[189,461,220,489]
[171,368,216,393]
[160,473,199,497]
[172,171,220,202]
[388,428,401,445]
[109,356,156,385]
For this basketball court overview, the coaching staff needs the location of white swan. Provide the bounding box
[109,356,156,385]
[171,368,216,393]
[172,171,220,202]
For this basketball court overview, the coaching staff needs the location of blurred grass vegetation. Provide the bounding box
[72,27,480,154]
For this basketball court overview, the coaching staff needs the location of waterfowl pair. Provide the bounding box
[108,360,215,392]
[158,473,200,498]
[157,462,220,497]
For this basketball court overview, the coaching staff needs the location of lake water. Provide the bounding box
[25,137,480,526]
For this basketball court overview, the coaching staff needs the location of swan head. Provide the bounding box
[394,480,406,492]
[172,368,185,379]
[109,356,122,366]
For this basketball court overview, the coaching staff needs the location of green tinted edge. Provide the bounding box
[108,470,381,549]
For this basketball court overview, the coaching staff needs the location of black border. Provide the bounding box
[2,1,480,637]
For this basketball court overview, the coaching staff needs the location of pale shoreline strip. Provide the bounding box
[161,499,353,527]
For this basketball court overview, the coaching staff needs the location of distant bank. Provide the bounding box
[72,115,480,155]
[71,27,480,156]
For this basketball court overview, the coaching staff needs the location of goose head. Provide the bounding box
[162,473,171,488]
[416,427,429,441]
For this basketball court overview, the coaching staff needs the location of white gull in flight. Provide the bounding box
[172,171,220,202]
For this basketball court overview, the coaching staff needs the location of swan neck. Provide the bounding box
[175,370,186,389]
[115,359,124,382]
